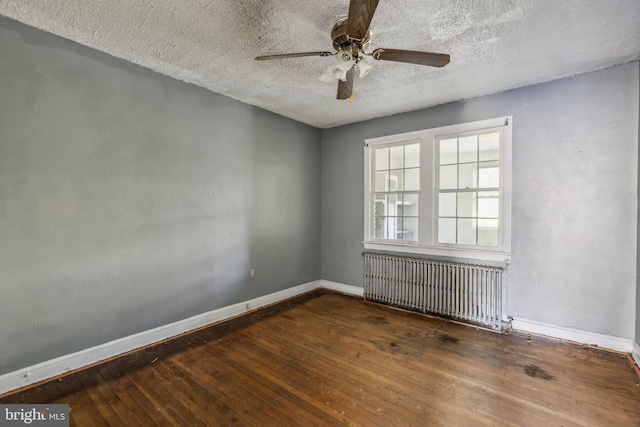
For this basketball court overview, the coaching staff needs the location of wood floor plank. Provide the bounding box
[167,330,315,426]
[300,296,636,421]
[2,290,639,426]
[172,354,302,426]
[213,347,349,426]
[96,365,150,425]
[243,309,499,426]
[154,359,235,426]
[75,368,123,426]
[177,339,332,426]
[226,336,390,426]
[107,363,177,426]
[230,300,528,426]
[159,355,287,426]
[44,376,102,427]
[122,360,202,426]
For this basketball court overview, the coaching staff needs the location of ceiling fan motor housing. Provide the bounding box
[331,19,371,53]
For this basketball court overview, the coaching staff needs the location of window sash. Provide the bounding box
[372,141,421,243]
[434,127,503,250]
[364,117,512,263]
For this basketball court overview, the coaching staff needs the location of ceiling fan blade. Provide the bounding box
[255,51,332,61]
[346,0,380,41]
[337,68,356,100]
[372,48,450,67]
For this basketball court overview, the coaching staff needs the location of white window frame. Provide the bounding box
[363,117,512,263]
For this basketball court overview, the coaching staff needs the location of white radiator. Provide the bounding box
[364,253,504,329]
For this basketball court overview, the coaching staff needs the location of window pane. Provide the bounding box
[389,170,403,191]
[458,163,477,189]
[479,161,499,188]
[387,217,401,240]
[438,218,456,244]
[458,219,477,245]
[479,133,500,161]
[459,135,477,163]
[439,193,456,217]
[375,147,389,170]
[457,192,477,217]
[439,165,457,189]
[387,194,399,216]
[478,219,499,246]
[440,139,457,165]
[390,146,403,169]
[374,194,385,216]
[478,191,499,218]
[405,168,420,191]
[374,216,386,239]
[402,217,418,241]
[403,194,419,216]
[405,143,420,168]
[375,171,388,191]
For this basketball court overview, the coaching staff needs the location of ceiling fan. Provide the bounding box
[255,0,450,101]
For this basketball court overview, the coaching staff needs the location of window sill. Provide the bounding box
[363,241,512,264]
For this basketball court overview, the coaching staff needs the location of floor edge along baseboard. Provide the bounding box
[1,280,634,395]
[0,280,335,396]
[632,341,640,369]
[511,318,634,354]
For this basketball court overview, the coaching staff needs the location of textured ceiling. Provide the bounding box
[1,0,639,128]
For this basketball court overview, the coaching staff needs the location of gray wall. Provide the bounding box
[637,64,640,345]
[0,17,321,374]
[322,62,639,340]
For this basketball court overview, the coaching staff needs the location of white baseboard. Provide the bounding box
[4,280,631,396]
[633,341,640,368]
[0,280,322,396]
[318,279,364,297]
[511,318,634,353]
[322,284,635,356]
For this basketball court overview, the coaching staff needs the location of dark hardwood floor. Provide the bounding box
[2,290,639,426]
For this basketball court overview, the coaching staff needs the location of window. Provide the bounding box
[373,141,420,241]
[437,131,501,247]
[364,117,512,262]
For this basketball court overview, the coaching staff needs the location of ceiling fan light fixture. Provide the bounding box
[356,58,374,78]
[334,67,350,81]
[335,49,355,71]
